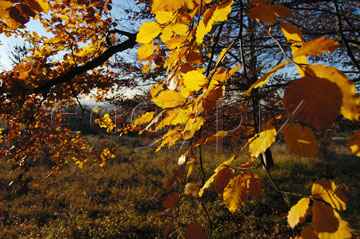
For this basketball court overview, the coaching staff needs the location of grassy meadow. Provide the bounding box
[0,134,359,238]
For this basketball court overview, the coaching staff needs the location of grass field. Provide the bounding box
[0,135,359,238]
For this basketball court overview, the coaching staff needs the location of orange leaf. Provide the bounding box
[205,131,228,145]
[163,192,180,209]
[294,37,340,57]
[151,0,186,13]
[214,167,235,196]
[280,22,302,43]
[281,123,318,157]
[185,223,207,239]
[348,130,360,157]
[287,198,311,228]
[283,76,342,130]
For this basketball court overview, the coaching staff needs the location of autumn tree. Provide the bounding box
[0,0,359,238]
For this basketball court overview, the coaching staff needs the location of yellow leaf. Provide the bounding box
[214,167,235,196]
[171,23,188,35]
[141,62,152,74]
[133,112,155,125]
[182,70,207,92]
[165,35,187,49]
[311,178,348,211]
[305,65,360,121]
[249,126,276,158]
[287,198,311,228]
[31,0,50,13]
[212,0,233,22]
[163,192,180,209]
[138,41,155,61]
[151,0,186,13]
[283,76,342,130]
[281,123,318,157]
[160,25,173,42]
[195,0,233,44]
[184,182,199,197]
[294,37,340,57]
[348,130,360,156]
[312,201,352,239]
[150,82,163,98]
[245,61,288,95]
[280,22,302,43]
[223,174,248,213]
[185,223,207,239]
[136,21,161,44]
[152,90,186,109]
[205,131,228,145]
[155,11,175,24]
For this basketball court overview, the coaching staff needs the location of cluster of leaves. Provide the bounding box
[130,0,360,237]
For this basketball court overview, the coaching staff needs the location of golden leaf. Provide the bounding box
[294,37,340,57]
[136,21,161,44]
[348,130,360,156]
[287,198,311,228]
[283,76,342,130]
[155,11,175,24]
[133,112,155,126]
[205,131,228,145]
[184,182,199,197]
[281,123,318,157]
[305,65,360,121]
[223,174,248,213]
[311,178,348,211]
[138,41,155,61]
[151,0,186,13]
[280,22,302,43]
[163,192,180,209]
[141,62,152,74]
[182,69,207,92]
[249,126,276,158]
[152,90,186,109]
[150,82,163,98]
[185,223,207,239]
[214,167,235,196]
[245,61,288,95]
[312,201,352,239]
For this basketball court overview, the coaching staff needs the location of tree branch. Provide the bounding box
[34,31,137,95]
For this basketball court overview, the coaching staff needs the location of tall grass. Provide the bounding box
[0,135,359,238]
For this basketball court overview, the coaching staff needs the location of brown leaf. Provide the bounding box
[214,167,235,196]
[281,123,318,157]
[163,192,180,209]
[185,223,207,239]
[283,76,342,130]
